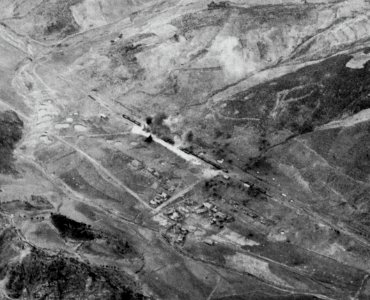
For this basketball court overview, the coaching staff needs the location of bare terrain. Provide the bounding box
[0,0,369,299]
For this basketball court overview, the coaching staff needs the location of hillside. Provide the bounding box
[0,0,369,299]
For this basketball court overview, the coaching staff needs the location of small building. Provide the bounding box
[211,206,218,213]
[150,197,164,207]
[99,114,109,120]
[204,239,215,246]
[214,212,227,220]
[130,160,141,169]
[178,206,189,214]
[203,202,214,209]
[169,186,176,193]
[169,211,181,221]
[176,235,185,244]
[226,215,235,223]
[153,171,160,177]
[160,192,169,199]
[195,207,208,214]
[164,208,175,215]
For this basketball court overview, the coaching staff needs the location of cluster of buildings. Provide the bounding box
[195,201,234,227]
[164,207,184,222]
[147,167,178,207]
[150,191,170,207]
[167,223,189,245]
[161,209,189,245]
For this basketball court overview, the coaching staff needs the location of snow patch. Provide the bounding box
[74,124,88,132]
[318,108,370,130]
[346,51,370,69]
[55,123,70,129]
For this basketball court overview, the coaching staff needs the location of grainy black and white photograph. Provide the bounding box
[0,0,369,299]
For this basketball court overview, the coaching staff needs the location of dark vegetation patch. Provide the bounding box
[257,41,269,59]
[171,10,228,37]
[75,202,99,221]
[107,36,151,81]
[0,229,21,280]
[39,0,82,38]
[246,3,311,21]
[51,213,95,240]
[50,214,139,260]
[81,238,135,259]
[0,200,38,213]
[108,42,144,68]
[5,248,147,299]
[244,155,273,174]
[363,47,370,54]
[235,4,314,44]
[218,54,370,134]
[0,110,23,174]
[183,242,235,266]
[30,194,53,209]
[81,228,139,259]
[203,176,266,201]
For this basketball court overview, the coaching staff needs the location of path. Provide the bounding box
[152,179,203,214]
[53,135,152,210]
[207,276,221,300]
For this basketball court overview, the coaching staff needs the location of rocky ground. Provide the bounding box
[0,0,369,299]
